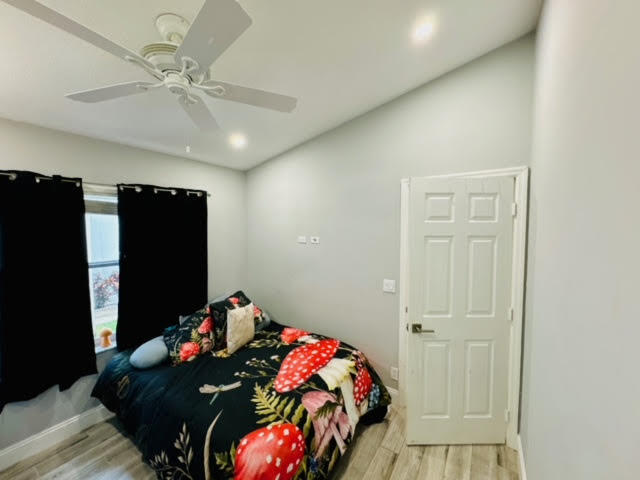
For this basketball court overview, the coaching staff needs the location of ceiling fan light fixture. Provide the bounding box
[155,13,190,44]
[229,133,247,150]
[5,0,297,133]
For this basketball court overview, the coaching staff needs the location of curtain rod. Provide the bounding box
[0,173,210,198]
[0,171,81,186]
[82,182,211,198]
[113,183,210,198]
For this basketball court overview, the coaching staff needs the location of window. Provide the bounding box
[84,190,119,352]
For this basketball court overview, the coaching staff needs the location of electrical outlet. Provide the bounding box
[297,236,307,244]
[390,366,399,381]
[310,236,320,244]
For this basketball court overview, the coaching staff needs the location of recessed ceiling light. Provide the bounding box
[229,133,248,150]
[412,20,434,44]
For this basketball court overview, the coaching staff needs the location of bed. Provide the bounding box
[92,320,391,480]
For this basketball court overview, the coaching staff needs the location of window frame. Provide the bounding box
[84,184,118,215]
[84,184,119,353]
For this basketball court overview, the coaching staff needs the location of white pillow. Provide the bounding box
[226,302,255,354]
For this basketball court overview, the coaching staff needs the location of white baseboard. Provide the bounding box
[385,385,399,405]
[0,405,114,472]
[517,435,527,480]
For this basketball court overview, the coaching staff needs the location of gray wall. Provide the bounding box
[246,35,535,387]
[520,1,640,478]
[0,118,247,449]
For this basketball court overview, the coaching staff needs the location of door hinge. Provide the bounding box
[511,202,518,217]
[405,306,409,314]
[504,409,511,423]
[508,307,514,322]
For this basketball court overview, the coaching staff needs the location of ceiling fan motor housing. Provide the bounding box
[140,42,180,72]
[140,13,210,81]
[164,72,191,96]
[7,0,298,131]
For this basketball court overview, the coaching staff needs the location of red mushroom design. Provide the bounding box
[179,341,201,362]
[280,327,310,344]
[274,339,340,393]
[198,316,213,334]
[353,366,373,405]
[234,423,305,480]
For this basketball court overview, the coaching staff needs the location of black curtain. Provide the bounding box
[0,171,96,413]
[116,184,207,351]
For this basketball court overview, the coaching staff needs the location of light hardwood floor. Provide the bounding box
[0,407,519,480]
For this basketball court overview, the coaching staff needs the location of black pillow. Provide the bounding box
[164,291,269,362]
[208,290,252,351]
[163,306,212,365]
[224,291,269,329]
[225,290,252,308]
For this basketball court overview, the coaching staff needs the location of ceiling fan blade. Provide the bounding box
[175,0,252,76]
[203,80,297,113]
[178,95,219,131]
[1,0,156,71]
[66,81,156,103]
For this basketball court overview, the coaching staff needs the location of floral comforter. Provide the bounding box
[92,321,391,480]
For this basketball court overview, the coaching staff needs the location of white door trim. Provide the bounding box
[398,166,528,449]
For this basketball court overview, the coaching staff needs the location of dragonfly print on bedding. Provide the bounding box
[94,323,391,480]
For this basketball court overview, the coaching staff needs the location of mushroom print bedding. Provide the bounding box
[92,321,391,480]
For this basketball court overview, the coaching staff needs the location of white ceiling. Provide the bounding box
[0,0,541,170]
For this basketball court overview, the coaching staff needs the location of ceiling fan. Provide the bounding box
[2,0,298,131]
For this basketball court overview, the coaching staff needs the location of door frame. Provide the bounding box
[398,166,529,449]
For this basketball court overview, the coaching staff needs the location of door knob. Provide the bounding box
[411,324,435,334]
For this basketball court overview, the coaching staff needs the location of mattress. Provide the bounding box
[92,321,391,480]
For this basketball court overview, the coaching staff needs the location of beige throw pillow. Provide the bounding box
[226,303,255,354]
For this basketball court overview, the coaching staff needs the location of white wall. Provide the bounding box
[246,35,535,386]
[0,117,247,449]
[520,1,640,478]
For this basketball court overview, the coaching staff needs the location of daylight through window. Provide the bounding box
[84,193,119,352]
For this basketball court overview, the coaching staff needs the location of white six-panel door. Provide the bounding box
[406,176,514,445]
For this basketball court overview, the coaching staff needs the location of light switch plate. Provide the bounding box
[297,236,307,244]
[383,279,396,293]
[390,366,399,381]
[310,236,320,244]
